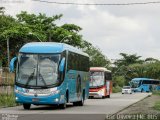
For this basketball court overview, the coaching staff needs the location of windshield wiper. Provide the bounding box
[25,69,35,87]
[39,73,47,86]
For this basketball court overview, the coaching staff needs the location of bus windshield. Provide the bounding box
[17,53,61,88]
[90,71,104,88]
[130,81,140,88]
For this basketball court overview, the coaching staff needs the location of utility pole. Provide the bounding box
[7,37,10,69]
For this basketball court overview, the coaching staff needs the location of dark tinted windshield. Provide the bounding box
[123,86,131,89]
[17,53,60,87]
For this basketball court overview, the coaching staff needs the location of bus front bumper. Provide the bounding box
[89,92,103,98]
[15,93,65,105]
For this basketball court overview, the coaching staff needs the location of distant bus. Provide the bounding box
[89,67,112,98]
[10,42,89,109]
[130,78,160,92]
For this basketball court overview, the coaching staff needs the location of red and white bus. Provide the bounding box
[89,67,112,98]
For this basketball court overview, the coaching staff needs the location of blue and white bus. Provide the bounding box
[10,42,89,109]
[130,78,160,92]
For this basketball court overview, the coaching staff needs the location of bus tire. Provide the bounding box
[78,97,84,106]
[23,104,31,110]
[141,89,144,93]
[73,102,78,106]
[107,95,110,98]
[78,91,85,106]
[59,100,66,109]
[59,94,67,109]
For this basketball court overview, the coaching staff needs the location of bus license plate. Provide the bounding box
[32,98,39,102]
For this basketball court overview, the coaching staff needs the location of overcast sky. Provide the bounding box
[1,0,160,60]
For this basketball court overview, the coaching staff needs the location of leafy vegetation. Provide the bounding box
[112,53,160,92]
[152,90,160,96]
[0,7,110,68]
[112,86,122,93]
[0,93,17,108]
[153,101,160,111]
[1,7,160,94]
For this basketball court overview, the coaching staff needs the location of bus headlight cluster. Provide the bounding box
[15,87,24,94]
[98,89,105,96]
[50,88,60,95]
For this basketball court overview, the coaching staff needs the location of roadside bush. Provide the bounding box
[0,93,17,108]
[152,90,160,96]
[112,86,122,93]
[113,76,126,87]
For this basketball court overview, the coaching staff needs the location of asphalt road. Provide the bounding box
[0,93,151,120]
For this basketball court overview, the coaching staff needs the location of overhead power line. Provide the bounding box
[32,0,160,6]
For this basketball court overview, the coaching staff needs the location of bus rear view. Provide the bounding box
[89,67,112,98]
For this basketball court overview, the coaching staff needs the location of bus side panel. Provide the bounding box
[67,70,89,102]
[105,80,112,96]
[65,70,77,102]
[110,81,112,93]
[139,84,149,92]
[81,71,89,100]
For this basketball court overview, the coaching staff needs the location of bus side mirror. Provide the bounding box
[10,57,17,72]
[59,58,65,72]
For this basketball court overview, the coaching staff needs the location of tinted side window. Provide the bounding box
[67,51,89,71]
[105,72,112,80]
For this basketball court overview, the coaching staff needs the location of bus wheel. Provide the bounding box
[59,101,66,109]
[78,96,84,106]
[141,89,144,93]
[107,95,110,98]
[78,91,85,106]
[59,95,67,109]
[23,104,31,110]
[73,102,78,106]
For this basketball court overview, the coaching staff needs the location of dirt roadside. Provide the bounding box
[106,94,160,120]
[118,94,160,115]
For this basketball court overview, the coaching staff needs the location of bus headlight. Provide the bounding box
[15,87,23,94]
[50,88,60,95]
[98,89,105,96]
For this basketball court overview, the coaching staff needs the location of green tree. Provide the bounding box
[83,41,110,67]
[145,57,159,63]
[0,7,5,15]
[112,53,144,86]
[0,9,19,66]
[0,10,86,66]
[114,53,143,67]
[128,62,160,80]
[16,11,83,47]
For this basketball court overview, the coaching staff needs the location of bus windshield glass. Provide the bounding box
[17,53,61,87]
[130,81,140,88]
[90,71,104,88]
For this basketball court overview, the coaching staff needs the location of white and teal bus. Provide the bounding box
[10,42,89,109]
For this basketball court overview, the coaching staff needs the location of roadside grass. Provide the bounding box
[0,93,17,108]
[0,71,17,108]
[152,90,160,96]
[153,101,160,111]
[153,90,160,111]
